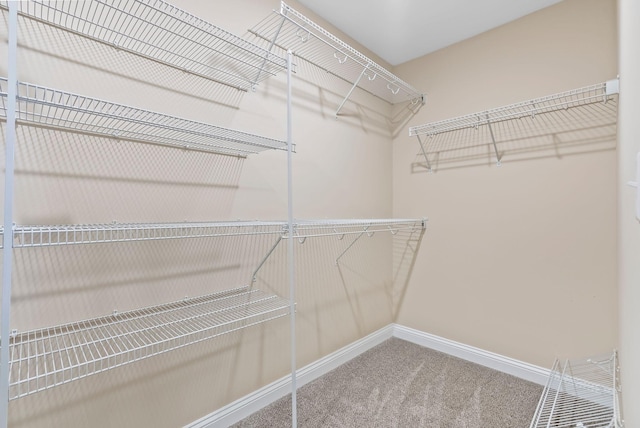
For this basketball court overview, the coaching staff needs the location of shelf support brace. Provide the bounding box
[416,135,432,172]
[251,235,283,284]
[335,231,365,265]
[252,15,287,91]
[335,65,368,118]
[485,114,502,166]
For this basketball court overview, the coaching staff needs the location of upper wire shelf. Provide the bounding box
[409,79,620,171]
[0,0,286,91]
[249,1,424,116]
[530,351,623,428]
[0,78,287,156]
[0,219,425,249]
[6,286,290,400]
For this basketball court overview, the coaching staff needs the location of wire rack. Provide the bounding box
[0,0,286,91]
[409,80,619,170]
[530,351,623,428]
[0,219,425,249]
[249,2,424,114]
[0,78,287,156]
[7,286,289,399]
[10,221,287,248]
[291,218,426,239]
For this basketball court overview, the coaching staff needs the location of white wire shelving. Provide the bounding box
[7,286,290,400]
[0,0,287,91]
[0,219,425,249]
[0,78,287,157]
[0,217,424,400]
[249,1,424,116]
[409,79,619,171]
[530,351,623,428]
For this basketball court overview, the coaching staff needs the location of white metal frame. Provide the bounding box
[0,0,287,92]
[0,78,288,157]
[0,2,428,427]
[409,79,620,171]
[249,1,424,117]
[530,351,623,428]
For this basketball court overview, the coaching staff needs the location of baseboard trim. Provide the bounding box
[391,324,550,386]
[188,323,551,427]
[187,324,394,428]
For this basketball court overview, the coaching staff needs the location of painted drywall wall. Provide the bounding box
[393,0,619,368]
[0,1,405,426]
[618,0,640,425]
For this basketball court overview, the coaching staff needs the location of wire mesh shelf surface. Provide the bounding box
[0,219,425,248]
[249,2,423,107]
[530,351,623,428]
[0,0,286,91]
[6,286,290,399]
[0,78,287,156]
[11,221,287,248]
[408,80,619,170]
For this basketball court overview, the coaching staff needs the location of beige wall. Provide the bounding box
[0,0,627,426]
[1,1,401,427]
[393,0,619,368]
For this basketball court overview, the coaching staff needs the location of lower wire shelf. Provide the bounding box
[530,351,623,428]
[7,286,289,400]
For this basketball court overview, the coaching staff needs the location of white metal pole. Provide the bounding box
[1,2,18,426]
[286,50,297,428]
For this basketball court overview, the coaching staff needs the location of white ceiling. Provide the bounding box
[297,0,563,66]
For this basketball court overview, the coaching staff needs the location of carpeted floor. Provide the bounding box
[234,338,542,427]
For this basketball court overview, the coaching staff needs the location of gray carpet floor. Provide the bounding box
[234,338,542,427]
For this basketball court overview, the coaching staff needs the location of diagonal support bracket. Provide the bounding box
[335,64,368,118]
[416,134,432,172]
[485,113,502,166]
[251,235,283,284]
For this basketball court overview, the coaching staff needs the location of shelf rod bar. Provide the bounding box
[0,3,17,426]
[286,50,297,428]
[415,135,432,172]
[251,236,283,284]
[336,66,368,117]
[485,114,502,166]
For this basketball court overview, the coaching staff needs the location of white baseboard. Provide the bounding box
[187,323,551,427]
[391,324,551,386]
[187,324,394,428]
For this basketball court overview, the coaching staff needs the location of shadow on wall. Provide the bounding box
[409,96,618,173]
[7,15,247,112]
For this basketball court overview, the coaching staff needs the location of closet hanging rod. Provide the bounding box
[0,78,288,157]
[409,79,618,137]
[0,0,287,91]
[249,2,424,111]
[6,286,290,400]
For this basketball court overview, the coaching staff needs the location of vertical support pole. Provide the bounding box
[335,65,368,118]
[1,2,18,425]
[286,50,297,428]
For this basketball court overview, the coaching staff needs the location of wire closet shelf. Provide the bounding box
[0,77,287,156]
[7,286,290,400]
[249,1,424,115]
[530,351,623,428]
[1,218,424,399]
[408,79,619,170]
[0,219,425,248]
[0,0,287,91]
